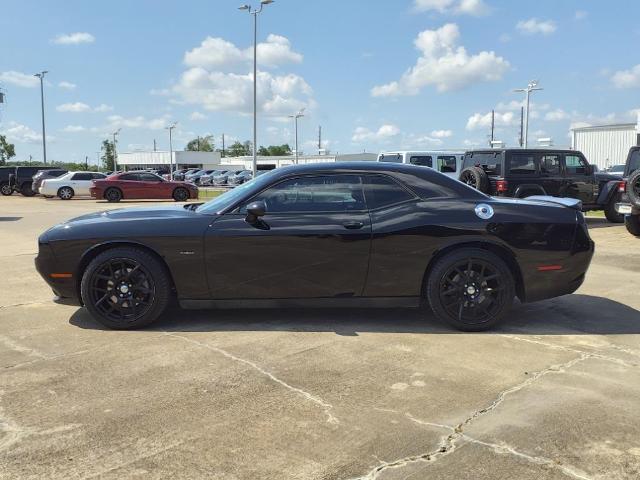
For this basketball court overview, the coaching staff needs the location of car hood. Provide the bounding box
[66,205,200,223]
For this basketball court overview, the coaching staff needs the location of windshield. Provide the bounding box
[196,170,277,214]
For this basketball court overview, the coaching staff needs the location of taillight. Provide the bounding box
[495,180,509,193]
[618,181,626,193]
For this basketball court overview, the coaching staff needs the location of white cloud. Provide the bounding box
[516,18,557,36]
[190,111,207,121]
[52,32,95,45]
[56,102,91,113]
[611,64,640,89]
[58,81,76,90]
[1,121,52,144]
[184,34,302,70]
[413,0,488,16]
[431,129,453,138]
[371,23,509,96]
[545,109,569,121]
[62,125,86,132]
[466,111,517,130]
[0,71,39,88]
[351,124,400,143]
[94,103,114,112]
[106,114,171,130]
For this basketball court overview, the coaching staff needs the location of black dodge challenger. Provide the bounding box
[36,162,594,331]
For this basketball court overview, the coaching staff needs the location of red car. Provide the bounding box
[90,172,199,202]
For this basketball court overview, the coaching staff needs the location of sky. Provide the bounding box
[1,0,639,166]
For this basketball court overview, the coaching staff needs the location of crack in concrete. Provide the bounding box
[354,354,590,479]
[0,334,48,359]
[0,301,49,310]
[165,333,339,425]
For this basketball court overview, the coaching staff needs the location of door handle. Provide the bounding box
[342,221,364,230]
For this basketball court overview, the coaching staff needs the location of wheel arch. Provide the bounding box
[75,241,177,302]
[421,241,525,302]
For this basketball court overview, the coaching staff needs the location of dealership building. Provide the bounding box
[571,118,640,169]
[116,150,378,171]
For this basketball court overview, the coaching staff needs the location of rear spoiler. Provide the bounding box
[525,195,582,211]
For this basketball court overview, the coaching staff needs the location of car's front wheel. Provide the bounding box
[173,187,189,202]
[57,186,74,200]
[625,214,640,237]
[80,247,172,329]
[105,187,122,202]
[426,248,515,331]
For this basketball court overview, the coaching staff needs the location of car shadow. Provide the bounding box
[585,217,621,229]
[68,294,640,336]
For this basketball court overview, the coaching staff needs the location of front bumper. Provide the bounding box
[35,240,82,306]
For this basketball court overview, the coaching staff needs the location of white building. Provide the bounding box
[571,119,640,170]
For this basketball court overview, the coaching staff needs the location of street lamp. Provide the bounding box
[166,122,177,179]
[239,0,275,176]
[513,80,543,149]
[112,128,121,172]
[33,71,48,164]
[289,108,305,164]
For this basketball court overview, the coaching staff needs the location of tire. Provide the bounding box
[625,215,640,237]
[604,195,624,223]
[172,187,189,202]
[57,186,74,200]
[80,247,172,329]
[0,182,12,196]
[627,170,640,208]
[105,187,122,202]
[20,183,36,197]
[426,248,515,331]
[459,167,490,193]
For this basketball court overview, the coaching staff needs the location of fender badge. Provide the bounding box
[475,203,494,220]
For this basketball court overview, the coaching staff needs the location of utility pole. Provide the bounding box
[153,139,157,152]
[166,122,177,179]
[514,80,543,148]
[85,155,89,169]
[318,125,322,153]
[34,71,48,164]
[519,107,524,147]
[289,108,305,164]
[490,110,495,145]
[239,0,275,176]
[112,128,121,172]
[222,133,225,157]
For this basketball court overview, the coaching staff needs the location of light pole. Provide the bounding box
[289,108,305,164]
[239,0,275,177]
[513,80,543,148]
[166,122,177,179]
[112,128,121,172]
[34,71,48,164]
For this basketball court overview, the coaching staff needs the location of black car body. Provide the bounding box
[461,149,623,222]
[614,146,640,236]
[32,169,68,194]
[0,166,61,196]
[36,162,594,331]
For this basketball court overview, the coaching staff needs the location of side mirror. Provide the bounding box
[245,200,266,223]
[585,164,594,175]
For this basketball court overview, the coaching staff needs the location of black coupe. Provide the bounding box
[36,162,594,331]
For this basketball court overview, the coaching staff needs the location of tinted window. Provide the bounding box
[540,154,560,175]
[364,175,415,209]
[249,175,365,213]
[463,152,502,175]
[437,156,457,173]
[140,173,162,182]
[509,154,536,174]
[627,150,640,176]
[378,153,402,163]
[71,173,93,181]
[565,155,587,175]
[92,173,106,179]
[119,173,140,181]
[409,156,432,167]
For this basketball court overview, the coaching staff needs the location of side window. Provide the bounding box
[364,175,415,209]
[565,155,587,175]
[140,173,162,182]
[437,156,457,173]
[409,156,432,167]
[379,154,402,163]
[463,153,502,175]
[628,150,640,176]
[71,173,93,181]
[540,155,560,175]
[92,173,106,179]
[248,175,365,213]
[509,154,536,175]
[119,173,140,181]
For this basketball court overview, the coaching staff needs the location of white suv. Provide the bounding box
[377,151,464,179]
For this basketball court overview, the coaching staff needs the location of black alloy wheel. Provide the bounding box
[426,248,515,331]
[459,167,489,193]
[460,169,478,188]
[105,188,122,202]
[81,247,171,329]
[173,187,188,202]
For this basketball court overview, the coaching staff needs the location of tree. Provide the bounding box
[257,144,292,156]
[101,139,115,171]
[185,135,214,152]
[0,134,15,166]
[227,140,253,157]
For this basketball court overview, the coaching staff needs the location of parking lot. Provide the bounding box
[1,195,640,480]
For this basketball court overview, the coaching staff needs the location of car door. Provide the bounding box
[138,173,168,198]
[204,174,372,299]
[538,153,563,196]
[561,153,596,204]
[506,152,539,197]
[116,173,143,198]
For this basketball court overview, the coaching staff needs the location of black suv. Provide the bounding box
[460,149,624,222]
[0,166,61,197]
[614,146,640,236]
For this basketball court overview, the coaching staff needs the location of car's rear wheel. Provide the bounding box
[20,183,35,197]
[57,186,74,200]
[105,187,122,202]
[0,182,12,196]
[604,196,624,223]
[459,167,490,193]
[426,248,515,331]
[80,247,171,329]
[173,187,189,202]
[625,214,640,237]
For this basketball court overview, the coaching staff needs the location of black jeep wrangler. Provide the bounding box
[614,146,640,236]
[0,166,59,197]
[460,149,624,222]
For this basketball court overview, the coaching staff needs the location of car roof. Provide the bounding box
[267,161,449,179]
[465,149,581,154]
